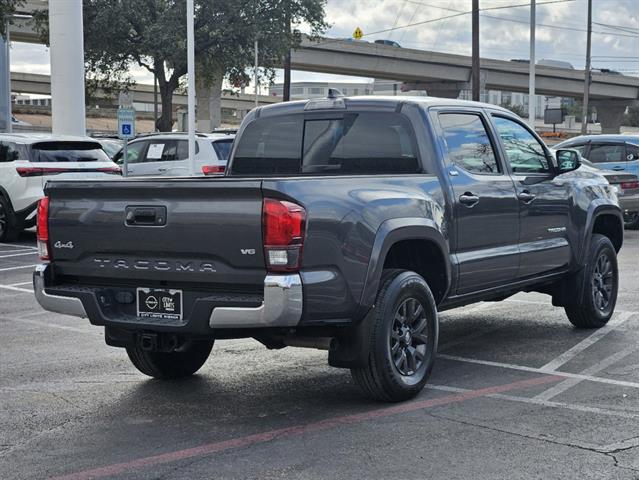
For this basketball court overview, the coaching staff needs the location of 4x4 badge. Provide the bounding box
[54,241,74,249]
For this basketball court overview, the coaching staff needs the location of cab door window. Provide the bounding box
[492,116,551,174]
[438,113,500,174]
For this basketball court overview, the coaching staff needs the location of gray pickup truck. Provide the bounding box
[34,96,624,402]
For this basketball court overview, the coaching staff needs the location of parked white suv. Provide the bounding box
[115,132,235,177]
[0,134,121,241]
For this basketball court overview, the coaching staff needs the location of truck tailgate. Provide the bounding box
[45,178,266,288]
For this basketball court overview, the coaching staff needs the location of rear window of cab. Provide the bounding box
[231,112,421,176]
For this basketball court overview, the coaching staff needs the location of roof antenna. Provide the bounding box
[327,88,344,99]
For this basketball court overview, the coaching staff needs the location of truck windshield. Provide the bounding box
[232,112,420,175]
[32,142,111,163]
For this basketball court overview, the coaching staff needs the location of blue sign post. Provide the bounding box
[117,108,136,177]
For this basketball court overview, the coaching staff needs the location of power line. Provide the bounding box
[402,0,639,39]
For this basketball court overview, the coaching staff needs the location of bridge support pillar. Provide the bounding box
[591,100,629,134]
[195,66,223,132]
[402,81,466,99]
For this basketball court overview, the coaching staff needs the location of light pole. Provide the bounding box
[0,19,11,133]
[49,1,86,136]
[254,39,259,108]
[529,0,536,127]
[581,0,593,135]
[186,0,196,176]
[471,0,480,102]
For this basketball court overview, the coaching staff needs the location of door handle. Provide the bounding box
[459,192,480,207]
[612,166,624,171]
[518,191,536,204]
[158,168,167,173]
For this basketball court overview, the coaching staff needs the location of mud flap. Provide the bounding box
[328,308,375,369]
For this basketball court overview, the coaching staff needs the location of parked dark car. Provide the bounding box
[34,97,623,402]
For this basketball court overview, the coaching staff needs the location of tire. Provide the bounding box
[126,339,214,379]
[625,211,639,230]
[0,196,19,242]
[351,270,438,402]
[564,234,618,329]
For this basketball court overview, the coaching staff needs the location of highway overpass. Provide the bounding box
[10,72,280,113]
[8,2,639,132]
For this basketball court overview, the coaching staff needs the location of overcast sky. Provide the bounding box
[9,0,639,89]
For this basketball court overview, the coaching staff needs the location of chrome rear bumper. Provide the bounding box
[209,274,303,328]
[33,264,302,328]
[33,264,87,318]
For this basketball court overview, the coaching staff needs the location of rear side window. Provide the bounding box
[212,139,233,161]
[232,112,420,175]
[438,113,500,174]
[0,142,22,162]
[31,142,110,163]
[588,144,624,163]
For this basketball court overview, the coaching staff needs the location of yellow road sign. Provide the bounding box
[353,27,363,40]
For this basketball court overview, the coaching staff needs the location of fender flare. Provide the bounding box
[359,217,451,309]
[578,202,623,266]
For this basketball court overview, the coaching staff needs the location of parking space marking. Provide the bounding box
[427,384,639,420]
[540,311,634,372]
[439,354,639,390]
[1,316,92,334]
[0,243,37,249]
[0,251,37,259]
[49,375,561,480]
[0,264,38,272]
[8,281,32,287]
[0,284,33,293]
[535,344,637,401]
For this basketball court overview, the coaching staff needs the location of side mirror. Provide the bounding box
[555,149,581,174]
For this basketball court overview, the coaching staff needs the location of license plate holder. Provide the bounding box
[136,288,183,321]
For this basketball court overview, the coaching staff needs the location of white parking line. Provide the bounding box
[427,384,639,420]
[0,264,38,272]
[0,251,38,259]
[0,315,93,334]
[540,311,634,371]
[438,353,639,390]
[0,243,37,250]
[0,284,33,293]
[534,344,637,402]
[8,281,32,287]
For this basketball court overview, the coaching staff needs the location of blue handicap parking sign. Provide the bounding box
[122,124,132,135]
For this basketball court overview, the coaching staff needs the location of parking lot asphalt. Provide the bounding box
[1,231,639,480]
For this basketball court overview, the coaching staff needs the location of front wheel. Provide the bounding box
[351,270,438,402]
[126,339,214,379]
[564,234,618,329]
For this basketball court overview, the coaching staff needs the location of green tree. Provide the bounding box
[500,100,526,118]
[35,1,328,131]
[0,0,24,37]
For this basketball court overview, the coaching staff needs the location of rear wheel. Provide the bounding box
[126,339,214,379]
[0,196,19,242]
[351,270,438,402]
[625,211,639,230]
[564,234,618,329]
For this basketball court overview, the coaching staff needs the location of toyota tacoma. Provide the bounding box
[34,96,623,402]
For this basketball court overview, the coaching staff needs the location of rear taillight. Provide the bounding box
[17,166,121,177]
[262,198,306,272]
[621,181,639,190]
[202,165,225,175]
[37,197,50,261]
